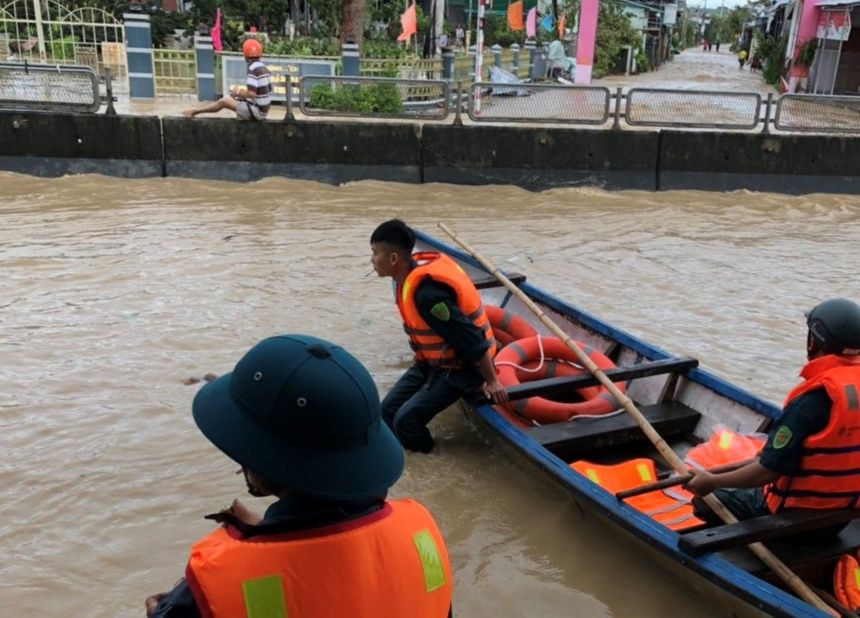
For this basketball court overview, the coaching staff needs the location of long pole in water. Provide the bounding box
[437,222,837,616]
[474,0,486,113]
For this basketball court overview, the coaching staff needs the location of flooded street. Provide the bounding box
[2,173,859,617]
[595,46,775,95]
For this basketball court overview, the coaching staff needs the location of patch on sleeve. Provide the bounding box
[430,302,451,321]
[772,425,793,449]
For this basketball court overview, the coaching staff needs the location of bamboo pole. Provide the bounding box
[437,222,837,616]
[615,458,756,500]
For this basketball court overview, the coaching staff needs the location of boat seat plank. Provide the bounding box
[504,356,699,402]
[472,272,526,289]
[679,509,860,557]
[719,520,860,581]
[525,401,701,459]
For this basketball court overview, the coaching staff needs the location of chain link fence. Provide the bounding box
[625,88,762,130]
[774,94,860,134]
[467,82,611,125]
[0,62,100,113]
[298,76,450,120]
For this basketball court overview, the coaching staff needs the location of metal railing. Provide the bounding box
[625,88,762,130]
[467,82,611,125]
[0,61,100,113]
[298,75,450,120]
[774,94,860,134]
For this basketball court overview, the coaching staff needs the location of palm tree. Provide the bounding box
[340,0,366,45]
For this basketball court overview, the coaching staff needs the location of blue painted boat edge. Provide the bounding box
[415,229,783,421]
[474,402,831,618]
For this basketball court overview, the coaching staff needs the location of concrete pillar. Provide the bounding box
[341,41,360,77]
[491,43,502,68]
[194,35,216,101]
[575,0,599,84]
[442,48,455,82]
[123,13,155,98]
[468,44,477,82]
[511,43,521,76]
[525,39,537,80]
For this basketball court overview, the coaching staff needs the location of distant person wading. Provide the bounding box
[183,39,272,121]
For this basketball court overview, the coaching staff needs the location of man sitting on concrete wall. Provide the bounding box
[183,39,271,121]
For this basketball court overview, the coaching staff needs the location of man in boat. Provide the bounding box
[686,298,860,521]
[182,39,271,121]
[145,334,453,618]
[370,219,508,453]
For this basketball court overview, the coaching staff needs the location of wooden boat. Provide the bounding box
[415,229,860,618]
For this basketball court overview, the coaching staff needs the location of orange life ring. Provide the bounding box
[495,336,626,424]
[485,305,538,349]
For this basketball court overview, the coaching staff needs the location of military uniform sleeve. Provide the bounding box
[414,279,490,364]
[759,389,832,476]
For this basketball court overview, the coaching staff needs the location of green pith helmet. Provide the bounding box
[806,298,860,356]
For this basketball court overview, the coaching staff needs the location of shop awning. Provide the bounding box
[816,0,860,7]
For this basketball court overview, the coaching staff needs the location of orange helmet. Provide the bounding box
[242,39,262,59]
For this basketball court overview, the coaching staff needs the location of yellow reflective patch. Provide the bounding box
[402,281,412,303]
[636,463,653,482]
[242,574,287,618]
[854,567,860,590]
[586,468,601,484]
[719,431,733,450]
[413,529,446,593]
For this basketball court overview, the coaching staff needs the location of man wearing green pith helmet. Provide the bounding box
[146,334,453,617]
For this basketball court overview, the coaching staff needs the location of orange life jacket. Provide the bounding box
[834,552,860,611]
[185,499,453,618]
[571,458,705,531]
[397,252,496,369]
[765,354,860,513]
[685,428,765,470]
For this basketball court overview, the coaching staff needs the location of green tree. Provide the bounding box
[594,0,641,76]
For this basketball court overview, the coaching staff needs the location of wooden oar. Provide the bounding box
[615,458,756,500]
[437,222,837,616]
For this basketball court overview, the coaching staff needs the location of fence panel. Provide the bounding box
[626,88,761,130]
[468,82,611,125]
[0,1,126,88]
[299,75,450,120]
[0,61,99,112]
[153,48,196,95]
[774,94,860,134]
[361,57,442,80]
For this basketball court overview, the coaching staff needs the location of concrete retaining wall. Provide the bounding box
[2,112,859,194]
[658,131,860,194]
[423,125,660,190]
[0,112,162,177]
[162,118,423,184]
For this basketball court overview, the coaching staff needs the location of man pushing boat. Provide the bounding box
[370,219,508,453]
[686,298,860,524]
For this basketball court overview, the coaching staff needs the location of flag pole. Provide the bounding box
[475,0,486,113]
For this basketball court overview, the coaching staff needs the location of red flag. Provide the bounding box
[558,15,567,37]
[507,1,524,31]
[397,3,417,42]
